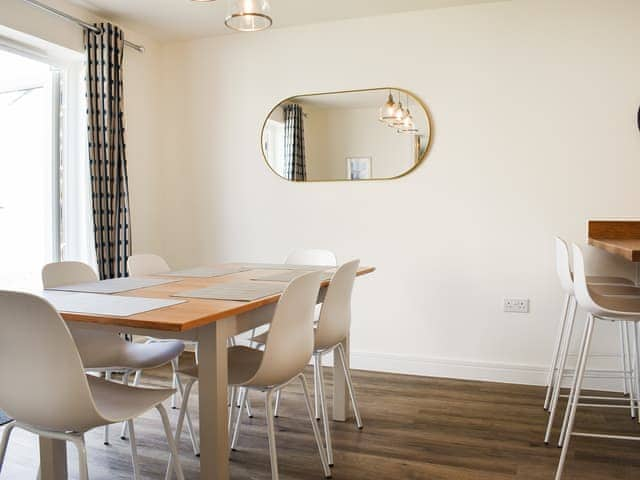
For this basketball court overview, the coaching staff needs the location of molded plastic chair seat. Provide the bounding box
[178,346,264,386]
[586,275,634,285]
[79,338,185,371]
[87,376,175,423]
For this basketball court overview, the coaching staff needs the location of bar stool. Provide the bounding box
[555,244,640,479]
[543,238,640,444]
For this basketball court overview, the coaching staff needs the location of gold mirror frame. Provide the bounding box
[260,87,433,182]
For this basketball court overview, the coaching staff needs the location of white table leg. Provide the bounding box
[39,437,67,480]
[333,336,351,421]
[198,319,231,480]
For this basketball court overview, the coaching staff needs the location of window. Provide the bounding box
[0,40,94,290]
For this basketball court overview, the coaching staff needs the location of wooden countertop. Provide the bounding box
[588,220,640,262]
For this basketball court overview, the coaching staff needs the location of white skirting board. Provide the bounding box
[348,351,626,393]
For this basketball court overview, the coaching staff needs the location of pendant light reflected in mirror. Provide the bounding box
[379,91,399,122]
[225,0,273,32]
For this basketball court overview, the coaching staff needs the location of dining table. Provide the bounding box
[38,263,375,480]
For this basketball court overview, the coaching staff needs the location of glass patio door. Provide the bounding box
[0,48,61,290]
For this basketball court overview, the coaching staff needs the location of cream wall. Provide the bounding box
[2,0,164,256]
[156,0,640,386]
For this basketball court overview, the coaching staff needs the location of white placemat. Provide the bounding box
[251,270,334,282]
[46,277,180,294]
[40,291,186,317]
[173,282,285,302]
[162,266,251,278]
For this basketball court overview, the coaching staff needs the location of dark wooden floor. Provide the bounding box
[2,356,640,479]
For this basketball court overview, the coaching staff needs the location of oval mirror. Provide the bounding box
[261,88,431,182]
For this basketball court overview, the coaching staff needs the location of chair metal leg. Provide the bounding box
[231,388,247,451]
[127,420,140,480]
[104,371,112,445]
[544,296,576,444]
[544,294,571,410]
[165,379,195,480]
[245,396,254,418]
[70,435,89,480]
[0,421,16,472]
[157,404,186,480]
[337,343,363,429]
[175,372,200,456]
[171,358,179,409]
[314,361,320,421]
[298,374,332,478]
[265,390,280,480]
[315,354,334,467]
[274,389,282,417]
[555,314,594,480]
[624,321,636,418]
[120,371,132,440]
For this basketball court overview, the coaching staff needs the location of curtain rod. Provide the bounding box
[22,0,145,53]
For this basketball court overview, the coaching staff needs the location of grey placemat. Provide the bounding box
[162,266,251,278]
[0,410,11,426]
[40,291,186,317]
[251,270,334,282]
[241,263,332,271]
[174,282,285,302]
[47,277,180,294]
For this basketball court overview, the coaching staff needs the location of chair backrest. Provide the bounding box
[246,272,324,387]
[41,261,126,368]
[555,237,574,294]
[128,254,171,277]
[315,260,360,349]
[571,244,605,316]
[42,261,98,288]
[285,249,337,267]
[0,291,104,432]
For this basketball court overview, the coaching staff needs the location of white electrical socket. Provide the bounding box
[504,298,529,313]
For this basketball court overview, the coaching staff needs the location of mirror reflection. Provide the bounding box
[262,88,431,182]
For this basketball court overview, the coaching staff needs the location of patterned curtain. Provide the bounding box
[84,23,131,279]
[283,104,306,181]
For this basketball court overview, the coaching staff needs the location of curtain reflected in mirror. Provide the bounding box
[262,88,431,182]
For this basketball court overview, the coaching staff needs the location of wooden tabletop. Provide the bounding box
[59,265,375,332]
[588,220,640,262]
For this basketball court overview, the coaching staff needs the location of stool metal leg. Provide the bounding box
[544,293,571,410]
[545,295,577,444]
[555,314,594,480]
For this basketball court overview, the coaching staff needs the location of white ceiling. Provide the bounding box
[66,0,502,41]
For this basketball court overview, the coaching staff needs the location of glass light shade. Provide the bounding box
[225,0,273,32]
[399,111,419,133]
[379,93,399,122]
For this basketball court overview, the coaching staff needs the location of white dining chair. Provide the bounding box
[555,245,640,479]
[252,248,338,417]
[42,261,185,447]
[0,290,185,480]
[543,238,639,444]
[166,272,332,480]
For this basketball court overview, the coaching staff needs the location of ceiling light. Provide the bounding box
[225,0,273,32]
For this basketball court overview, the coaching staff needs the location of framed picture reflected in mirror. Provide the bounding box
[346,157,372,180]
